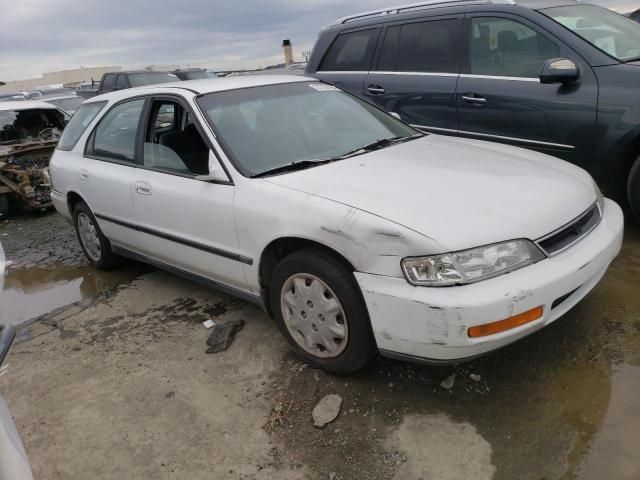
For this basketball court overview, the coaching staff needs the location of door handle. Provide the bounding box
[80,169,89,181]
[135,181,152,195]
[367,86,386,95]
[462,95,487,105]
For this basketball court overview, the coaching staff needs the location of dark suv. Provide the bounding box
[306,0,640,221]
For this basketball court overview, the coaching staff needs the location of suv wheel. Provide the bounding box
[628,155,640,223]
[270,248,377,375]
[73,201,121,270]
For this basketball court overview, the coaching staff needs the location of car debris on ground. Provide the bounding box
[205,319,245,353]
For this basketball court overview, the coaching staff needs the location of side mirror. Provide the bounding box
[540,58,580,85]
[195,150,230,183]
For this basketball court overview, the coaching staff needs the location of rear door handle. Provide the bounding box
[135,181,152,195]
[367,86,386,95]
[80,169,89,181]
[462,94,487,105]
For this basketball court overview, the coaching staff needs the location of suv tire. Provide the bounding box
[628,155,640,223]
[270,248,377,375]
[73,201,122,270]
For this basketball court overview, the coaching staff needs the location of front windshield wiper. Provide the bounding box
[336,134,423,159]
[251,134,423,178]
[252,158,337,178]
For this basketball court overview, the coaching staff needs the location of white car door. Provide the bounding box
[80,98,146,250]
[130,97,249,293]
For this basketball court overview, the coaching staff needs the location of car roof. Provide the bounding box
[328,0,577,28]
[84,75,315,104]
[0,100,61,111]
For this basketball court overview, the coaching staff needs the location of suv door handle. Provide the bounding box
[367,86,386,95]
[135,181,152,195]
[462,94,487,105]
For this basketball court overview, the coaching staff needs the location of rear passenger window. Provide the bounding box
[320,29,378,71]
[378,20,459,73]
[90,99,145,163]
[469,17,560,78]
[57,102,106,151]
[114,74,127,90]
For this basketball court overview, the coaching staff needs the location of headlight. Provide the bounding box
[402,239,546,286]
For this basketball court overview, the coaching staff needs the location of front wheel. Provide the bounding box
[73,201,122,270]
[629,155,640,224]
[270,248,377,375]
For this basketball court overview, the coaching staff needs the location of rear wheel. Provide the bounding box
[73,201,122,270]
[628,155,640,224]
[270,248,377,375]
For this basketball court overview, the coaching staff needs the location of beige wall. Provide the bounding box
[0,66,121,92]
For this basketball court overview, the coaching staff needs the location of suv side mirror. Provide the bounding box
[195,150,230,183]
[540,58,580,85]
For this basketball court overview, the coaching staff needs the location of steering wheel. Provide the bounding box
[38,128,56,140]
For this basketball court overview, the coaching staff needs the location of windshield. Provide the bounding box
[129,73,179,87]
[0,108,66,145]
[46,96,85,113]
[544,5,640,61]
[197,82,418,176]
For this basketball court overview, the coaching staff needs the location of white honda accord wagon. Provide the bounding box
[49,76,624,374]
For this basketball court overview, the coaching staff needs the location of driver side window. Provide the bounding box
[142,100,209,175]
[470,17,560,78]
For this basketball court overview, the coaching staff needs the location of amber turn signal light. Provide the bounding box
[468,306,544,338]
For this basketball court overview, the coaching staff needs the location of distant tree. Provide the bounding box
[0,82,5,86]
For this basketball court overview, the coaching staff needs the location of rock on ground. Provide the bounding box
[312,394,343,428]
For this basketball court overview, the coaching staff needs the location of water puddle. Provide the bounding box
[3,263,148,325]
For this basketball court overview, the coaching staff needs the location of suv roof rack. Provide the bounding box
[331,0,516,26]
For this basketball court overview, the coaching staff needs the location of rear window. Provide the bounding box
[377,20,459,73]
[57,102,106,151]
[320,29,379,71]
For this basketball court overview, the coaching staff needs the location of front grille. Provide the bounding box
[537,203,601,256]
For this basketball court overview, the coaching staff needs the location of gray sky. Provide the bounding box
[0,0,393,82]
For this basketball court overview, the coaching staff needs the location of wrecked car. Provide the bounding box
[49,76,623,374]
[0,101,68,215]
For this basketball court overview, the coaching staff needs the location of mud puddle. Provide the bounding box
[3,263,149,325]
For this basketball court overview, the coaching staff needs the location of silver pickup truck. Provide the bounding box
[0,242,33,480]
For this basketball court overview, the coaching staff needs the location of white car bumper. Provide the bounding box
[50,188,72,223]
[355,199,624,363]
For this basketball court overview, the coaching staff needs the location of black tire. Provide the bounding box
[270,248,377,375]
[628,155,640,224]
[73,201,122,270]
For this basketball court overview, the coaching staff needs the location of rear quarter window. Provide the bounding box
[320,29,379,71]
[57,102,106,151]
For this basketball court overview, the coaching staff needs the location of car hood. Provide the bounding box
[265,135,596,251]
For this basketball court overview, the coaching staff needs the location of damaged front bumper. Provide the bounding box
[355,199,624,364]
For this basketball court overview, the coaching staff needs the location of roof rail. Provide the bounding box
[331,0,516,26]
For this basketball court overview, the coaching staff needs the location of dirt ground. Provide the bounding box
[1,212,639,480]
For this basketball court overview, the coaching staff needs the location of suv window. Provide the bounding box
[91,99,145,163]
[378,20,459,73]
[114,74,127,90]
[57,102,106,151]
[470,17,560,78]
[101,74,117,91]
[143,100,209,175]
[320,29,378,71]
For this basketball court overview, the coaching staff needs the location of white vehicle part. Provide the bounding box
[0,395,33,480]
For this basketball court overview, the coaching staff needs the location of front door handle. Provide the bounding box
[135,181,152,195]
[80,169,89,181]
[367,85,386,95]
[462,94,487,105]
